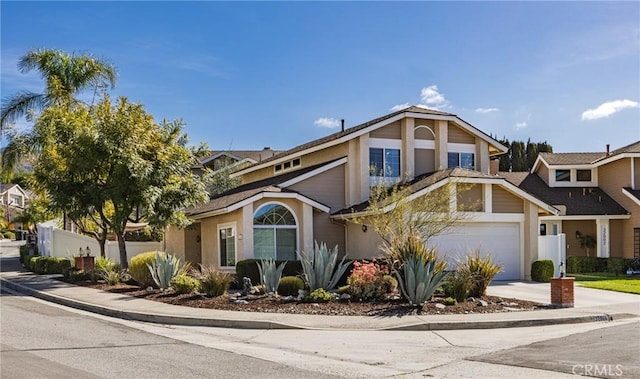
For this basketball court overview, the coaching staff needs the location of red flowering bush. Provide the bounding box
[347,260,390,300]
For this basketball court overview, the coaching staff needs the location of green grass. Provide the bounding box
[569,272,640,295]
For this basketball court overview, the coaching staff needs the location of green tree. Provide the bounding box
[33,96,208,268]
[1,48,116,176]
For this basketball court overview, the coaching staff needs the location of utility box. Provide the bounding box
[550,277,574,308]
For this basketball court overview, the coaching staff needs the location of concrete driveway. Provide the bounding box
[488,280,640,315]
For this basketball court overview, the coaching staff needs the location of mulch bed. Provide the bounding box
[69,280,550,317]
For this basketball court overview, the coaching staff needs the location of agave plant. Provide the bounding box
[257,259,287,295]
[300,241,350,291]
[395,255,448,307]
[147,251,188,291]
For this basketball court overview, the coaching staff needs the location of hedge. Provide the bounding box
[566,256,639,276]
[26,256,72,275]
[531,259,554,282]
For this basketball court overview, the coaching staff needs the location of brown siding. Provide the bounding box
[288,164,346,211]
[610,219,624,257]
[492,186,524,213]
[598,158,638,257]
[313,212,345,254]
[415,149,435,176]
[370,121,401,139]
[448,123,475,144]
[458,183,483,211]
[635,158,640,189]
[415,125,435,140]
[563,220,597,257]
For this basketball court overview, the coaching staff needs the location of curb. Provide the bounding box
[1,277,635,331]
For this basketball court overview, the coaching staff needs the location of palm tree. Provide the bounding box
[1,48,117,131]
[1,48,117,175]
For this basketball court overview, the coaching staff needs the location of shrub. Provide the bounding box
[386,236,446,272]
[147,251,189,291]
[235,259,303,288]
[26,256,71,275]
[129,251,160,287]
[395,252,448,307]
[531,259,555,282]
[257,259,286,294]
[277,276,305,296]
[197,265,234,297]
[347,260,387,300]
[442,270,473,302]
[457,250,502,298]
[442,297,457,306]
[101,269,130,286]
[304,288,334,303]
[300,241,350,291]
[606,258,628,276]
[566,256,607,274]
[20,245,38,264]
[382,274,398,294]
[4,231,15,240]
[171,275,201,294]
[95,256,119,274]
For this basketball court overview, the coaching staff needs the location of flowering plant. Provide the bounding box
[347,260,388,300]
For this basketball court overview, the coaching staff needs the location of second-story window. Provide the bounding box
[369,148,400,178]
[448,152,475,170]
[576,169,592,182]
[555,170,570,182]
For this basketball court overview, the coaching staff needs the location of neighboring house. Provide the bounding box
[502,141,639,259]
[193,148,282,175]
[166,106,560,280]
[0,183,30,229]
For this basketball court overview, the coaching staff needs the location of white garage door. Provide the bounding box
[429,223,521,280]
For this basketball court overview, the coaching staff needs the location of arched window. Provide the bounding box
[253,203,297,260]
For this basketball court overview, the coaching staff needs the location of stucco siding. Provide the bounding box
[448,123,475,144]
[288,164,346,211]
[599,158,637,257]
[415,124,435,140]
[563,220,597,257]
[635,158,640,189]
[537,164,550,185]
[313,212,346,255]
[370,121,401,139]
[345,222,385,259]
[610,219,624,257]
[492,186,524,213]
[164,225,186,260]
[200,209,243,268]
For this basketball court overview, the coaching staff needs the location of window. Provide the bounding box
[253,203,297,260]
[576,170,592,182]
[448,152,475,170]
[274,158,301,173]
[555,170,570,182]
[369,148,400,178]
[540,224,547,236]
[9,195,22,207]
[219,225,236,267]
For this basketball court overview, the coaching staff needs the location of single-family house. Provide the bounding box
[502,141,639,259]
[166,106,562,280]
[193,148,282,175]
[0,183,30,229]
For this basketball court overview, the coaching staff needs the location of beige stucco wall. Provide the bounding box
[610,219,624,257]
[199,209,243,268]
[523,202,539,280]
[313,212,346,255]
[164,225,186,259]
[184,223,201,265]
[345,221,385,259]
[458,183,483,211]
[537,164,550,185]
[288,164,345,211]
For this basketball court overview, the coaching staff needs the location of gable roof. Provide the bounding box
[333,168,558,217]
[533,140,640,171]
[233,106,508,177]
[186,159,344,218]
[500,172,628,216]
[622,187,640,207]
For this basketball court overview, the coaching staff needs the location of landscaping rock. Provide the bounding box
[477,300,489,307]
[435,303,446,309]
[466,297,476,302]
[340,293,351,301]
[281,295,296,303]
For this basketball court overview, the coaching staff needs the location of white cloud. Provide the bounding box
[420,85,448,109]
[581,99,639,120]
[514,122,528,130]
[475,107,500,114]
[390,103,410,111]
[314,117,341,128]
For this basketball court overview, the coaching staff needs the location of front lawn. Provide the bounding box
[570,273,640,295]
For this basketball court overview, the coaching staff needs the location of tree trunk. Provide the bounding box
[117,233,128,269]
[98,234,107,257]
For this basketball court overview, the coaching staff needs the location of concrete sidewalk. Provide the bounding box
[1,257,638,331]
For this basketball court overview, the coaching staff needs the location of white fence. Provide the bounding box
[538,233,567,277]
[38,222,162,264]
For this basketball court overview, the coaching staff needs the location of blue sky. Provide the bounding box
[2,1,639,153]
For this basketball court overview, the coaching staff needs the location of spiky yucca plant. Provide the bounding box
[257,259,286,294]
[396,255,448,307]
[147,251,189,291]
[300,241,350,291]
[457,249,502,297]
